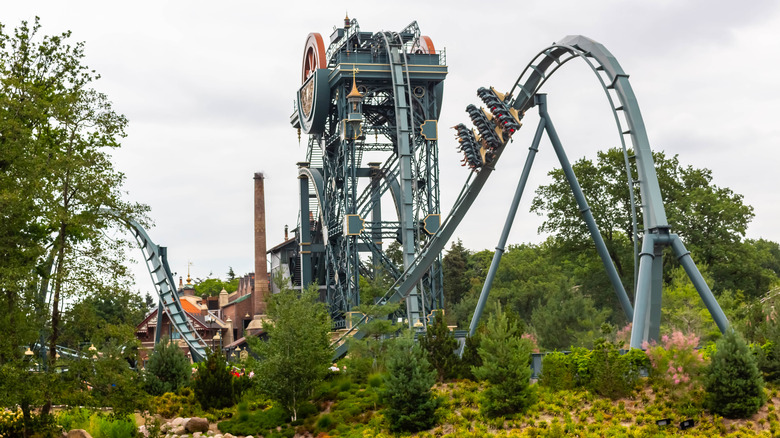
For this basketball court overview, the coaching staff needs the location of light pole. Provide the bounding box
[205,314,214,350]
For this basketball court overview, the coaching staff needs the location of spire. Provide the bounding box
[347,69,362,100]
[186,261,193,285]
[344,13,351,29]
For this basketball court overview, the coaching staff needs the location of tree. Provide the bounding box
[419,310,459,382]
[345,301,402,380]
[531,147,766,297]
[472,303,536,417]
[704,330,764,418]
[443,239,471,307]
[193,350,235,411]
[248,283,331,421]
[0,18,149,422]
[143,337,191,396]
[382,333,439,433]
[531,284,611,350]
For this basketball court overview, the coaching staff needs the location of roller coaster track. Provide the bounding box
[331,34,699,358]
[105,211,210,362]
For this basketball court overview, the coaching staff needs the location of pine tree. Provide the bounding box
[704,330,764,418]
[143,337,191,396]
[193,350,235,410]
[472,303,536,417]
[382,334,439,432]
[457,333,482,380]
[419,310,459,382]
[443,239,471,306]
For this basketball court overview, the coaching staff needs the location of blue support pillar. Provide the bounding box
[630,234,657,349]
[539,98,634,321]
[469,110,545,336]
[670,234,730,334]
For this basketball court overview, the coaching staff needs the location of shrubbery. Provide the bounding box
[56,408,137,438]
[382,334,439,432]
[644,331,707,401]
[193,351,236,411]
[142,336,191,396]
[705,329,765,418]
[472,304,536,417]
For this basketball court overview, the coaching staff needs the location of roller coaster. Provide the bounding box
[289,18,729,356]
[121,17,729,361]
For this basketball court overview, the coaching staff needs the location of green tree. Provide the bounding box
[193,351,235,411]
[345,301,402,380]
[194,277,239,297]
[0,18,148,423]
[419,310,459,382]
[704,330,764,418]
[382,333,439,433]
[472,303,536,417]
[531,284,610,350]
[143,337,191,396]
[443,239,471,307]
[531,147,766,298]
[248,282,331,421]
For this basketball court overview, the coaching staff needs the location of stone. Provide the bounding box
[172,425,185,435]
[67,430,93,438]
[171,417,185,426]
[193,432,202,438]
[185,417,209,433]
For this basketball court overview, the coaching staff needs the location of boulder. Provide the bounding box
[67,430,93,438]
[185,417,209,433]
[171,417,185,426]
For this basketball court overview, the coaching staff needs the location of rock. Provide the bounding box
[138,425,149,438]
[173,425,186,434]
[193,432,202,438]
[67,430,93,438]
[171,417,185,427]
[185,417,209,433]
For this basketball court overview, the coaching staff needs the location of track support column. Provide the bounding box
[469,103,545,336]
[539,96,634,321]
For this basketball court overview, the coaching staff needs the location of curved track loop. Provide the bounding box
[106,211,210,362]
[332,34,669,357]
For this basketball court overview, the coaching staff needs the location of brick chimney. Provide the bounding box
[253,172,270,315]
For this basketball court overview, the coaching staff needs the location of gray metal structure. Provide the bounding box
[331,34,729,357]
[291,19,447,331]
[109,212,210,361]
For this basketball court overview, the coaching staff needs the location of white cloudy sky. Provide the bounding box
[5,1,780,295]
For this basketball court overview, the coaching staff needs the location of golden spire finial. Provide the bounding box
[344,12,351,29]
[347,68,362,100]
[186,261,193,284]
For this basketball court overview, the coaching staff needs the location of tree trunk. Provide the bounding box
[41,224,66,417]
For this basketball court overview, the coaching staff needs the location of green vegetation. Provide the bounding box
[248,281,331,421]
[143,337,191,396]
[705,330,765,418]
[419,309,459,382]
[472,303,536,417]
[193,351,237,411]
[382,334,439,432]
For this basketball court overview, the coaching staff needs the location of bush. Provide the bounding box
[0,408,25,437]
[457,333,482,380]
[419,309,460,382]
[56,409,137,438]
[383,334,439,432]
[193,351,235,410]
[644,331,707,401]
[540,352,575,391]
[217,404,289,436]
[587,339,640,399]
[704,329,765,418]
[472,303,536,417]
[143,336,191,396]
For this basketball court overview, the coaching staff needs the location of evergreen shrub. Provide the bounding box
[193,351,235,410]
[472,304,536,417]
[540,351,575,391]
[704,330,765,418]
[142,336,191,396]
[382,335,439,432]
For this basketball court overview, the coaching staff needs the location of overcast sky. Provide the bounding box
[5,1,780,296]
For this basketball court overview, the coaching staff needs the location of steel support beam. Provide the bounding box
[469,110,545,336]
[539,96,634,321]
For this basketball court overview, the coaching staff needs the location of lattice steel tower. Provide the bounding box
[290,17,447,329]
